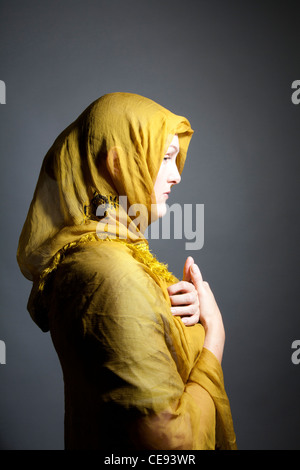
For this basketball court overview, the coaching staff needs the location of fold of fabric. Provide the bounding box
[17,92,193,283]
[45,241,236,450]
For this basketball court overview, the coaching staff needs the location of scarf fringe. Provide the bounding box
[38,233,177,291]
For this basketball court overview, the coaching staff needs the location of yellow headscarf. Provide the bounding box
[17,93,193,285]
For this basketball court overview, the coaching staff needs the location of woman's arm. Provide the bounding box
[190,263,225,363]
[82,255,234,449]
[54,244,236,450]
[168,258,225,363]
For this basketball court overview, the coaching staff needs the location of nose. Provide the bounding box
[169,162,181,185]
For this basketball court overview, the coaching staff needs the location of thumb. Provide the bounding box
[190,263,204,290]
[183,256,194,282]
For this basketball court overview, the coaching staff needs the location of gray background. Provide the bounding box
[0,0,299,450]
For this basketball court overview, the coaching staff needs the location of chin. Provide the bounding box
[157,203,167,218]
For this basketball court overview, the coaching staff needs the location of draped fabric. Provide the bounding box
[17,92,237,450]
[17,92,192,282]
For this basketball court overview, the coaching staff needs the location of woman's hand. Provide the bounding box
[167,257,200,326]
[167,280,200,326]
[168,256,225,363]
[189,262,225,363]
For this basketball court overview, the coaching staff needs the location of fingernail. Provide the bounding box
[181,317,188,324]
[191,264,197,273]
[170,308,176,314]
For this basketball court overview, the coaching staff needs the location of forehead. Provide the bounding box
[166,135,179,152]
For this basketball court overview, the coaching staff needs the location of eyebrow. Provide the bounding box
[167,145,179,153]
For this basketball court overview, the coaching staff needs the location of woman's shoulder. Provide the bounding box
[50,239,169,328]
[56,239,154,288]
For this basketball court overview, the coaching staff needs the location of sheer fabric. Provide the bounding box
[18,93,236,450]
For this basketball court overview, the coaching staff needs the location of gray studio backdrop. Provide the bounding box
[0,0,299,450]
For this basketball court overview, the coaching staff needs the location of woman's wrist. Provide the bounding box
[202,311,224,334]
[202,317,225,364]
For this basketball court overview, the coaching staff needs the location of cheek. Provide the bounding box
[154,175,162,196]
[154,167,167,193]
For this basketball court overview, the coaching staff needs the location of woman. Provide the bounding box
[17,92,237,450]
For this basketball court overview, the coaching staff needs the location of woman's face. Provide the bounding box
[154,135,181,218]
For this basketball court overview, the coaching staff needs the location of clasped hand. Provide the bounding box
[167,256,222,329]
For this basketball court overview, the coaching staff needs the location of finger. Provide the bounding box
[167,280,196,296]
[181,314,199,326]
[183,256,194,282]
[169,291,198,306]
[190,263,204,290]
[171,304,198,316]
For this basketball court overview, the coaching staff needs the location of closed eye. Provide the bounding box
[163,142,179,162]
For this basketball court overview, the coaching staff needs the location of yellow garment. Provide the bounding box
[17,92,237,450]
[17,92,192,282]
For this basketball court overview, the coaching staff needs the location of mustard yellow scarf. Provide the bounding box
[17,93,193,291]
